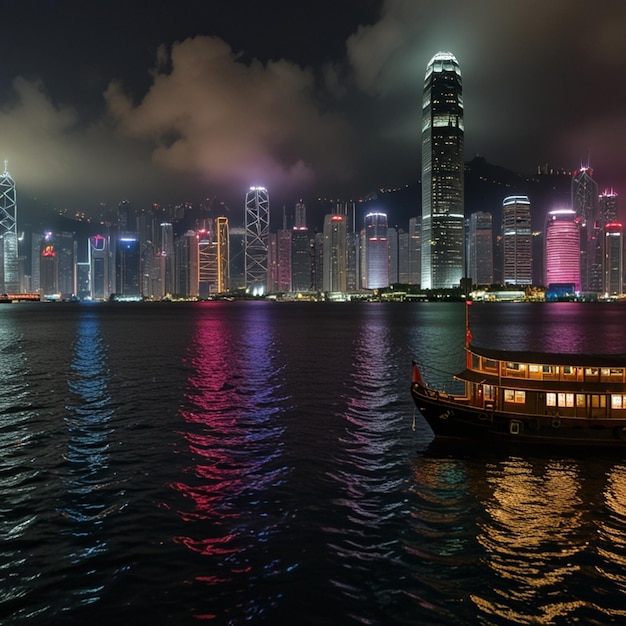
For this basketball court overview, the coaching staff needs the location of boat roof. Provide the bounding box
[469,344,626,368]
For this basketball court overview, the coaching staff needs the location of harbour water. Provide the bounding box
[2,301,626,625]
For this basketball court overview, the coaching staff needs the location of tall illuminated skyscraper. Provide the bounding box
[365,212,389,289]
[502,196,532,285]
[572,166,599,292]
[245,186,269,295]
[322,214,347,293]
[292,201,311,292]
[545,209,580,291]
[0,162,18,293]
[421,52,464,289]
[216,216,229,294]
[89,234,110,299]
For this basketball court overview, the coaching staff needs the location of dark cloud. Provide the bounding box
[105,36,355,198]
[0,0,625,219]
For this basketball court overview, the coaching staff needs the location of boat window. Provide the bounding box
[562,366,580,381]
[585,367,599,380]
[547,393,556,407]
[611,394,626,409]
[504,389,525,403]
[557,393,575,408]
[506,362,526,378]
[529,364,540,373]
[590,395,606,409]
[541,365,558,380]
[483,358,498,372]
[601,368,624,382]
[576,394,586,408]
[483,385,495,400]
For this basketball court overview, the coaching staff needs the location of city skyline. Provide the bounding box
[1,0,626,220]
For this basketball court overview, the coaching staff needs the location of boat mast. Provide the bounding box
[465,300,473,367]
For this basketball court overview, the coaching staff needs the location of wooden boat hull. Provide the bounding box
[411,380,626,447]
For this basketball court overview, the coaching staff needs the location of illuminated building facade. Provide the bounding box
[502,196,532,285]
[545,209,580,291]
[115,235,141,298]
[40,235,58,297]
[275,229,292,293]
[174,230,199,298]
[216,216,229,294]
[160,222,175,296]
[388,227,398,284]
[604,223,623,296]
[245,186,269,295]
[89,234,109,299]
[198,229,217,297]
[291,201,311,292]
[346,232,360,292]
[365,212,389,289]
[421,52,464,289]
[0,162,19,293]
[408,217,421,285]
[57,231,77,298]
[197,217,229,297]
[599,189,618,224]
[572,166,598,291]
[322,214,347,293]
[399,231,409,283]
[469,211,493,285]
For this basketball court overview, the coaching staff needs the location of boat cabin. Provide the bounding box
[457,345,626,420]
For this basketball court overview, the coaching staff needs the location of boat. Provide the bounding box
[411,312,626,447]
[0,293,12,303]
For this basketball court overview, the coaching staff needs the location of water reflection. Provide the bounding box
[0,313,39,616]
[323,306,411,616]
[595,463,626,616]
[405,456,482,624]
[474,458,590,623]
[407,450,626,624]
[469,302,626,353]
[406,303,465,394]
[171,303,289,622]
[59,311,118,609]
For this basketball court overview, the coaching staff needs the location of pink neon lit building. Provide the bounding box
[545,209,580,291]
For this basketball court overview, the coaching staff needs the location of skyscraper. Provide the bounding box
[292,201,311,292]
[408,217,421,284]
[0,162,18,293]
[216,216,229,294]
[469,211,493,285]
[364,212,389,289]
[502,196,532,285]
[115,235,141,298]
[89,234,109,300]
[599,189,618,225]
[545,209,580,291]
[572,166,599,292]
[421,52,464,289]
[245,186,269,295]
[604,223,623,296]
[322,214,347,293]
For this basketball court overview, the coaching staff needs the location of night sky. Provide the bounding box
[2,0,626,222]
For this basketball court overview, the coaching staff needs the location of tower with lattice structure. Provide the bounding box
[244,187,269,295]
[0,161,18,293]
